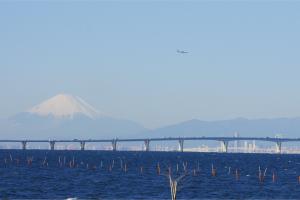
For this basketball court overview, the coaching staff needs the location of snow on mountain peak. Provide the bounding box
[28,94,101,119]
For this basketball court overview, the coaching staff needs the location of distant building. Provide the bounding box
[275,134,283,138]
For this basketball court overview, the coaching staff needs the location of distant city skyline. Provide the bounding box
[1,2,300,129]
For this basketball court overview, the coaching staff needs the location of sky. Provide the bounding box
[0,1,300,129]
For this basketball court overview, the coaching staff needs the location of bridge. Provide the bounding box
[0,136,299,153]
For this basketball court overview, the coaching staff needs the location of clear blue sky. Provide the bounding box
[1,1,300,128]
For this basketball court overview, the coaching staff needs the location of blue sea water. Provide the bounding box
[0,150,300,199]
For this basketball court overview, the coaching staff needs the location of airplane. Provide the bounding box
[177,49,189,54]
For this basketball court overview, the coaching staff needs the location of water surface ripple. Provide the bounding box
[0,150,299,199]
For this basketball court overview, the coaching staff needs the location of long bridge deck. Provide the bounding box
[0,136,299,153]
[1,136,300,142]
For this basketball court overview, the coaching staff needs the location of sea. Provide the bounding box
[0,150,300,199]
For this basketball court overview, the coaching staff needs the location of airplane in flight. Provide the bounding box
[177,49,189,54]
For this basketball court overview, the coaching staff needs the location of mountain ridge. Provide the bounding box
[0,94,147,139]
[1,94,300,139]
[143,117,300,138]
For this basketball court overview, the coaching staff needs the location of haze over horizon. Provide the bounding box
[4,93,300,130]
[1,2,300,129]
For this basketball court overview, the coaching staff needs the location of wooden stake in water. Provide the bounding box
[264,168,267,177]
[258,166,267,183]
[27,157,33,166]
[72,157,75,168]
[120,159,123,170]
[258,166,262,182]
[211,164,216,177]
[182,162,188,173]
[169,175,177,200]
[58,156,61,167]
[124,163,127,173]
[272,171,276,183]
[140,166,143,174]
[263,167,268,182]
[168,167,172,176]
[228,166,231,175]
[165,170,188,200]
[42,157,47,166]
[157,162,161,175]
[235,169,239,180]
[112,159,115,169]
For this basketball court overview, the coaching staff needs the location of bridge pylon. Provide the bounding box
[80,141,85,151]
[221,140,229,153]
[178,139,184,152]
[276,141,282,154]
[49,141,55,150]
[144,139,150,151]
[112,139,117,151]
[21,141,27,150]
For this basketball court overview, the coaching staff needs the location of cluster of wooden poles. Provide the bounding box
[1,154,300,200]
[1,154,300,183]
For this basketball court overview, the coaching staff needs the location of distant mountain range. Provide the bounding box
[143,118,300,138]
[0,94,146,139]
[0,94,300,139]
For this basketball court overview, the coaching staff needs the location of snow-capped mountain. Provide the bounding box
[28,94,100,119]
[0,94,146,139]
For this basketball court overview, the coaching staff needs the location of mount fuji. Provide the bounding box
[3,94,300,140]
[0,94,146,139]
[27,94,101,119]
